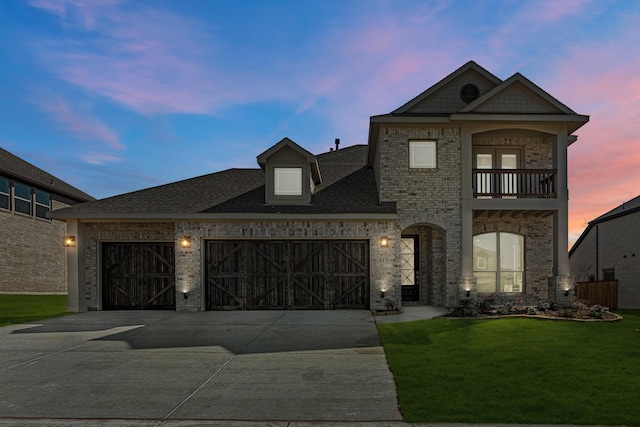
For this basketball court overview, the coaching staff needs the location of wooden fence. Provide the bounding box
[575,280,618,310]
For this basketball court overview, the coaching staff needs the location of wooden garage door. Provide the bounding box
[205,240,369,310]
[102,243,176,310]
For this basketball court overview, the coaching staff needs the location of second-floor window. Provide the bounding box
[409,140,437,169]
[34,188,51,219]
[0,176,9,210]
[13,182,32,215]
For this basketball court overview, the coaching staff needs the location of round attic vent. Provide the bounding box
[460,84,480,103]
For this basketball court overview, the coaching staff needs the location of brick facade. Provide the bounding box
[0,199,69,293]
[82,220,395,311]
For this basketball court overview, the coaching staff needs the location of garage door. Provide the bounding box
[102,243,176,310]
[205,240,369,310]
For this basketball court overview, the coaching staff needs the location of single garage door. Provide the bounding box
[205,240,369,310]
[102,242,176,310]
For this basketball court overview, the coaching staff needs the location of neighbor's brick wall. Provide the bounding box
[590,213,640,309]
[378,126,462,306]
[474,215,554,300]
[83,222,174,309]
[569,228,597,282]
[0,199,69,293]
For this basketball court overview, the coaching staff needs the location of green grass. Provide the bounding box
[0,294,73,327]
[378,311,640,425]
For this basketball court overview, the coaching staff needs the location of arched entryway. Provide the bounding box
[400,224,447,305]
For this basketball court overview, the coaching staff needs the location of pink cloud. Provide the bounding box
[29,1,273,115]
[37,96,123,151]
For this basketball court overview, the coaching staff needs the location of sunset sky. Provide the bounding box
[1,0,638,247]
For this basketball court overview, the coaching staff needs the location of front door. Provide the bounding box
[400,236,419,302]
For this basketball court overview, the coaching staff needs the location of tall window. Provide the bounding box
[13,182,31,215]
[474,232,524,293]
[409,140,437,169]
[274,167,302,196]
[34,188,51,219]
[0,176,9,210]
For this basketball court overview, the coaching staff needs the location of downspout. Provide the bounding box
[595,224,599,280]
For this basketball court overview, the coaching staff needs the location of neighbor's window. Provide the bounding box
[474,232,524,293]
[34,188,51,219]
[602,268,615,281]
[409,140,437,169]
[13,181,31,215]
[274,167,302,196]
[0,176,9,210]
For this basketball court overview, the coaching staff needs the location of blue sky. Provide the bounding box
[1,0,639,245]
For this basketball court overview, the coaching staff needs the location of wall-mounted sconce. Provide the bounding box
[380,236,389,248]
[380,290,385,298]
[466,290,470,298]
[564,290,570,297]
[180,236,191,248]
[183,291,189,300]
[63,236,76,248]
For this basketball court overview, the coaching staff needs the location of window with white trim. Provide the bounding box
[274,167,302,196]
[409,140,437,169]
[474,232,524,293]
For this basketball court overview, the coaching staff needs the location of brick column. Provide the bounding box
[548,276,574,308]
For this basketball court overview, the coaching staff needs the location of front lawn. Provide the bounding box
[378,311,640,425]
[0,294,72,327]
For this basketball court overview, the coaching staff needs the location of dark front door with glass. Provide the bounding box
[401,236,420,302]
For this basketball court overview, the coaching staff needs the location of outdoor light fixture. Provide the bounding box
[183,292,189,300]
[380,236,389,248]
[466,290,471,298]
[180,236,191,248]
[564,290,570,297]
[380,291,385,298]
[63,236,76,248]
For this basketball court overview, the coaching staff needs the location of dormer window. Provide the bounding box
[274,167,302,196]
[257,137,322,205]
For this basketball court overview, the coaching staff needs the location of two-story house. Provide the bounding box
[51,61,588,312]
[1,147,94,294]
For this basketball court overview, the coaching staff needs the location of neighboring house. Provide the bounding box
[50,61,589,312]
[0,147,94,293]
[569,196,640,309]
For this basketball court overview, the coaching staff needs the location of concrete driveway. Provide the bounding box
[0,310,402,423]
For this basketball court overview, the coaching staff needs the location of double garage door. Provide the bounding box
[102,240,369,310]
[206,240,369,310]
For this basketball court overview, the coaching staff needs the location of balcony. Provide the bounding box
[473,169,556,198]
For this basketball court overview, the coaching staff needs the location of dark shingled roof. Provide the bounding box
[0,147,94,202]
[50,144,396,218]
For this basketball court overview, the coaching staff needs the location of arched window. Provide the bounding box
[473,232,524,293]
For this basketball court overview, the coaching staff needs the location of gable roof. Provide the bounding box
[569,195,640,256]
[367,61,590,166]
[49,144,396,219]
[257,137,322,185]
[0,147,94,203]
[392,61,502,114]
[459,73,576,115]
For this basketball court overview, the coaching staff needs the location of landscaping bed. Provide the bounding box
[445,297,620,321]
